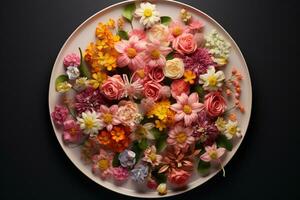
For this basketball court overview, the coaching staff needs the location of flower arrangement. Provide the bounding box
[51,2,245,195]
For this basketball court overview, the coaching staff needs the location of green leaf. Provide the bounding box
[160,16,172,25]
[117,30,129,40]
[112,153,121,167]
[55,75,69,91]
[197,160,211,174]
[166,52,174,60]
[131,141,142,161]
[150,128,167,152]
[150,128,162,140]
[78,48,91,79]
[152,170,167,184]
[122,3,136,22]
[216,134,233,151]
[193,84,205,100]
[138,138,148,150]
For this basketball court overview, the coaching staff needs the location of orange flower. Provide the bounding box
[184,70,196,84]
[109,137,130,153]
[111,126,126,142]
[97,130,112,145]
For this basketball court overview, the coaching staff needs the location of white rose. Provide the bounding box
[163,58,184,79]
[147,24,170,46]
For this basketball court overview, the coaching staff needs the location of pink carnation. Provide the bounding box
[51,105,69,125]
[63,53,80,67]
[188,19,205,33]
[168,169,191,186]
[112,167,129,181]
[170,79,190,99]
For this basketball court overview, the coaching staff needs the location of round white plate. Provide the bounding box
[48,0,252,198]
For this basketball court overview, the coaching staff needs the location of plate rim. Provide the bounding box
[48,0,252,198]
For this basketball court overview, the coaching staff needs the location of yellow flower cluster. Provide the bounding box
[84,19,120,72]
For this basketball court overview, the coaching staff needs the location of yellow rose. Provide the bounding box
[163,58,184,79]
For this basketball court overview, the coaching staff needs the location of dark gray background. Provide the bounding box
[1,0,299,199]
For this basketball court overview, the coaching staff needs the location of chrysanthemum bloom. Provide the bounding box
[63,119,82,143]
[147,100,171,120]
[171,92,203,126]
[175,48,216,76]
[131,165,149,183]
[98,105,121,131]
[112,167,129,181]
[200,143,225,162]
[144,41,172,68]
[142,145,162,167]
[77,110,102,136]
[92,149,113,179]
[115,36,146,71]
[134,2,160,28]
[75,87,106,114]
[116,101,142,128]
[63,53,80,67]
[199,66,225,91]
[167,124,195,149]
[51,105,69,125]
[224,120,241,139]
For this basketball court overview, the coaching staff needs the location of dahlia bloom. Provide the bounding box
[63,119,82,143]
[144,41,172,68]
[167,124,194,149]
[134,2,160,28]
[92,149,113,179]
[170,92,203,126]
[98,105,121,131]
[51,105,69,125]
[200,143,225,162]
[115,35,146,71]
[75,87,105,114]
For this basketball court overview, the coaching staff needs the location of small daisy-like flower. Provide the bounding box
[135,2,160,28]
[77,110,103,136]
[167,124,195,149]
[215,117,226,132]
[183,70,196,84]
[74,77,88,91]
[199,66,225,91]
[224,120,241,139]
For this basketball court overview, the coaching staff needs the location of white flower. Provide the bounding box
[66,66,80,80]
[163,58,184,79]
[135,2,160,28]
[77,110,103,136]
[199,66,225,91]
[224,120,241,139]
[215,117,226,132]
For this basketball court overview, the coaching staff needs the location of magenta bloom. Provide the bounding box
[63,119,82,143]
[51,105,69,125]
[144,41,172,68]
[167,124,194,149]
[175,48,216,76]
[63,53,80,67]
[75,87,105,114]
[171,92,203,126]
[99,105,121,131]
[115,35,147,71]
[112,167,129,181]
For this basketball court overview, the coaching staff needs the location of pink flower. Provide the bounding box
[159,86,171,99]
[200,143,226,162]
[116,101,141,128]
[63,53,80,67]
[168,169,191,186]
[99,105,121,131]
[169,20,189,39]
[101,75,125,100]
[51,105,69,125]
[170,79,190,99]
[171,92,203,126]
[204,92,227,117]
[142,145,162,167]
[148,66,165,82]
[167,123,194,148]
[147,24,172,46]
[140,98,155,114]
[129,29,147,40]
[188,19,205,33]
[112,167,129,181]
[144,41,172,68]
[92,149,113,179]
[115,35,146,71]
[194,33,205,47]
[63,119,82,143]
[172,33,197,55]
[143,80,162,101]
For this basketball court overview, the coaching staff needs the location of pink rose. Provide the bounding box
[101,75,125,100]
[172,33,197,55]
[204,92,227,117]
[63,53,80,67]
[148,67,165,82]
[144,81,161,101]
[51,105,69,125]
[171,79,190,98]
[168,169,191,185]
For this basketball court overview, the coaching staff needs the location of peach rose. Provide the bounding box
[204,92,227,117]
[172,33,197,55]
[144,80,161,101]
[147,24,171,46]
[164,58,184,79]
[170,79,190,99]
[168,169,191,185]
[148,66,165,82]
[101,75,125,100]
